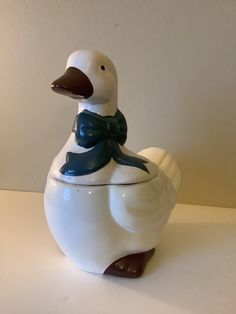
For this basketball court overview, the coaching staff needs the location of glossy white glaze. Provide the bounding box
[44,49,181,274]
[67,50,118,116]
[44,168,176,274]
[139,147,181,192]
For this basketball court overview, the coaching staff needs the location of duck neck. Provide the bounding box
[78,99,118,117]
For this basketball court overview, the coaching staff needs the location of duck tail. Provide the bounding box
[138,147,181,192]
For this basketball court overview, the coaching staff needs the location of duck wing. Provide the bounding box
[109,147,181,233]
[109,170,176,233]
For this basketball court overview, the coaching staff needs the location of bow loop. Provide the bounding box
[75,111,106,148]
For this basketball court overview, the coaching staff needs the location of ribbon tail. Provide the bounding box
[110,142,150,174]
[60,141,112,176]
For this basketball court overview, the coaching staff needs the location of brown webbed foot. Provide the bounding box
[104,248,155,278]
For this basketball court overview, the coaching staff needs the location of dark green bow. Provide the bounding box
[60,109,149,176]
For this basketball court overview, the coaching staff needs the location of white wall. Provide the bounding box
[0,0,236,207]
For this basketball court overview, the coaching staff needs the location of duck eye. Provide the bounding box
[101,65,105,71]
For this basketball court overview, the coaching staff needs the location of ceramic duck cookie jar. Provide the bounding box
[44,49,181,278]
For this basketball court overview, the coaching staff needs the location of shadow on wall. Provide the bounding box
[176,81,236,208]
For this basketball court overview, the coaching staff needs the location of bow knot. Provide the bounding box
[105,117,120,138]
[60,109,149,176]
[73,110,127,149]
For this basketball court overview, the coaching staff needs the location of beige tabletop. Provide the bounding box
[1,190,236,314]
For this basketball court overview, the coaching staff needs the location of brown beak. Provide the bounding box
[51,67,93,99]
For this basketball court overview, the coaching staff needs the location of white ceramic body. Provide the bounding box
[44,50,181,274]
[44,168,176,274]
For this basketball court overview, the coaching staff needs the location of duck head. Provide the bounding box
[51,50,118,115]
